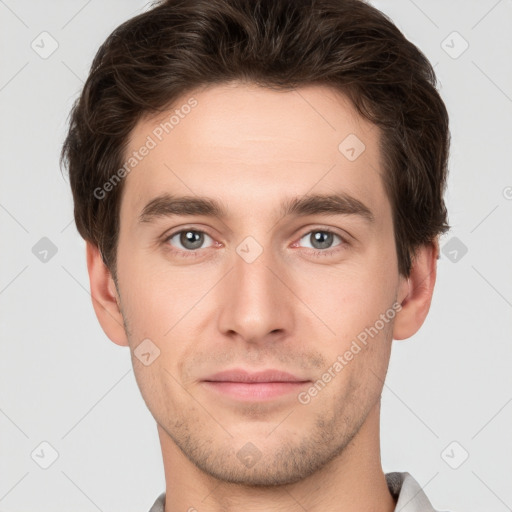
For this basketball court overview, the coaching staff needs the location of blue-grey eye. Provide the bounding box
[299,230,342,250]
[167,230,213,250]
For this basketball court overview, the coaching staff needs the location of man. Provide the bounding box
[61,0,451,510]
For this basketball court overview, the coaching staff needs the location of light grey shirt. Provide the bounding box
[148,471,448,511]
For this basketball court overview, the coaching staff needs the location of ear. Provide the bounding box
[86,241,129,347]
[393,239,439,340]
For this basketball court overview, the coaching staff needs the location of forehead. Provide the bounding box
[120,83,386,224]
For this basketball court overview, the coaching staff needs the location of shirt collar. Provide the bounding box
[386,472,440,511]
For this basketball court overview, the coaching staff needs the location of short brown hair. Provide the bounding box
[61,0,450,279]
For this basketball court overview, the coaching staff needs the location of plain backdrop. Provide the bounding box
[0,1,511,511]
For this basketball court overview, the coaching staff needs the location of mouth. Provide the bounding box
[201,369,311,401]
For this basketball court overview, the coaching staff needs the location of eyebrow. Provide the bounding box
[138,192,374,224]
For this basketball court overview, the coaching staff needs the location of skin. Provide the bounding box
[87,82,438,512]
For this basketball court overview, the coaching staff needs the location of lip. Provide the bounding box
[202,369,307,383]
[201,369,310,401]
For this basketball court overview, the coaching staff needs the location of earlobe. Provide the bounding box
[86,241,129,347]
[392,240,439,341]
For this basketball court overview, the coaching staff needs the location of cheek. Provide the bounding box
[291,258,398,335]
[116,248,196,334]
[130,355,183,427]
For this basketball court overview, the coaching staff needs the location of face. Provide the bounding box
[110,83,409,485]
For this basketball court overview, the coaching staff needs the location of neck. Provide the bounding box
[157,401,396,512]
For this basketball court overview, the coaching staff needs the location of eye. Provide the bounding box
[165,229,214,252]
[297,229,345,253]
[162,227,347,259]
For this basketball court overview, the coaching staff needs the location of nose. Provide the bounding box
[216,243,294,346]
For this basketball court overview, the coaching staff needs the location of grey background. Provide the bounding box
[0,0,511,511]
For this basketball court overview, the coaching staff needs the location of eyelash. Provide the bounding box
[162,227,348,259]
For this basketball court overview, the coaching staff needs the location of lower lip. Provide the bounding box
[202,381,310,401]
